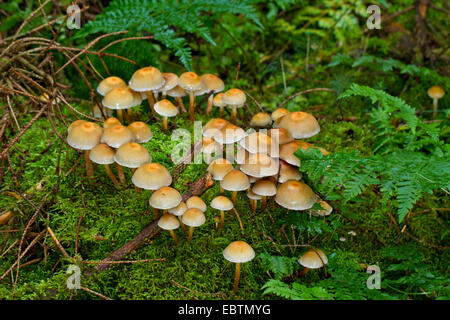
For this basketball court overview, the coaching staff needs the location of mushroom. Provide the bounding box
[223,241,255,294]
[158,213,180,244]
[210,195,233,228]
[207,158,233,194]
[178,72,203,121]
[427,86,445,118]
[252,178,277,211]
[271,108,290,123]
[201,137,221,164]
[149,186,182,220]
[101,125,134,149]
[132,163,172,192]
[239,132,278,157]
[182,208,206,243]
[157,73,179,99]
[250,112,272,128]
[167,85,187,113]
[298,248,328,275]
[267,128,294,145]
[103,117,121,129]
[102,87,137,124]
[67,121,103,179]
[220,170,250,205]
[246,189,262,213]
[89,143,120,186]
[212,93,227,117]
[68,119,86,134]
[200,74,225,115]
[277,111,320,139]
[240,153,279,178]
[114,142,151,183]
[128,121,152,143]
[222,88,246,124]
[168,201,188,230]
[214,124,247,158]
[203,118,229,138]
[96,76,127,118]
[129,66,165,116]
[275,180,317,211]
[277,160,302,183]
[310,199,333,217]
[153,99,178,132]
[186,196,207,212]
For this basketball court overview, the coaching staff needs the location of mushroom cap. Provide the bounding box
[157,73,179,93]
[207,158,233,181]
[203,118,229,137]
[194,84,209,97]
[210,196,234,211]
[181,208,206,227]
[132,163,172,190]
[298,140,329,155]
[239,132,277,156]
[114,142,151,168]
[250,113,272,127]
[213,93,226,107]
[101,125,134,148]
[68,120,87,134]
[179,72,203,91]
[103,117,121,129]
[154,99,179,117]
[186,196,207,212]
[240,153,279,178]
[278,160,302,183]
[128,121,152,143]
[427,86,445,99]
[129,66,165,92]
[67,122,103,150]
[215,123,247,144]
[102,87,136,110]
[220,170,250,191]
[279,140,301,167]
[149,186,182,210]
[200,74,225,93]
[268,128,294,145]
[252,179,277,197]
[89,143,115,164]
[235,146,249,165]
[128,86,143,106]
[92,103,113,119]
[222,88,246,107]
[166,85,186,98]
[311,199,333,217]
[202,137,221,155]
[223,241,255,263]
[278,111,320,139]
[158,213,180,230]
[271,108,290,122]
[298,248,328,269]
[168,201,187,216]
[97,76,127,96]
[247,189,262,200]
[275,180,317,210]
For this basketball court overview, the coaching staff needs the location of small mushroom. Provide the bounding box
[200,74,225,115]
[271,108,289,123]
[114,142,151,184]
[275,180,317,211]
[250,112,272,128]
[240,153,279,178]
[207,158,233,194]
[212,93,226,117]
[246,189,262,213]
[149,186,182,220]
[154,99,178,132]
[157,73,179,99]
[252,178,277,211]
[277,111,320,139]
[132,163,172,192]
[186,196,207,212]
[220,170,250,205]
[89,143,120,186]
[310,199,333,217]
[67,121,103,179]
[168,201,188,230]
[298,248,328,275]
[128,121,152,143]
[166,85,187,113]
[210,196,233,228]
[129,67,165,116]
[182,208,206,243]
[427,86,445,118]
[178,72,203,121]
[222,88,246,124]
[102,87,136,124]
[103,117,121,129]
[96,76,127,118]
[158,213,180,244]
[101,125,134,149]
[223,241,255,294]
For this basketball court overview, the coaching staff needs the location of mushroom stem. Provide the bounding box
[220,185,225,195]
[153,208,159,220]
[231,106,237,124]
[206,94,214,115]
[189,91,195,121]
[178,216,187,231]
[169,230,178,244]
[84,151,94,179]
[261,196,267,211]
[432,98,438,118]
[104,164,119,186]
[176,97,187,113]
[251,199,257,213]
[231,191,237,205]
[116,109,124,123]
[162,116,168,132]
[115,163,125,184]
[146,91,156,115]
[219,106,224,118]
[162,92,167,99]
[220,210,225,228]
[233,263,241,294]
[131,168,141,192]
[299,268,310,276]
[187,226,195,243]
